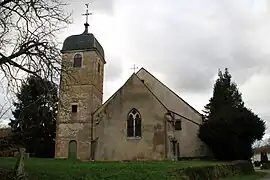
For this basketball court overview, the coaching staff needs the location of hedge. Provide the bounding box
[169,160,254,180]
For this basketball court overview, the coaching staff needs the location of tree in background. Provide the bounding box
[198,68,265,160]
[0,101,12,123]
[9,76,58,158]
[0,0,70,90]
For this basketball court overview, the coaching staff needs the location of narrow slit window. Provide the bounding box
[98,62,100,73]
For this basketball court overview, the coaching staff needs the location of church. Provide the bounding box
[54,13,209,161]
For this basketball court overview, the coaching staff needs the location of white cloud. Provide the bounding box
[2,0,270,140]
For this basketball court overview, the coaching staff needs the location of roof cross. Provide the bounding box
[82,3,92,24]
[130,64,138,73]
[82,3,92,32]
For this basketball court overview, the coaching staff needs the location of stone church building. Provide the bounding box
[55,21,209,161]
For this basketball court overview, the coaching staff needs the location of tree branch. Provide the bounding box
[0,0,72,92]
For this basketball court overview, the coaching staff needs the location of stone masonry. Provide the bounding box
[55,49,105,160]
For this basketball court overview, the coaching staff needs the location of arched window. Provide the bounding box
[73,54,82,68]
[127,109,142,137]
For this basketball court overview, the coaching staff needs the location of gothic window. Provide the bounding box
[98,62,100,73]
[73,54,82,68]
[127,109,142,138]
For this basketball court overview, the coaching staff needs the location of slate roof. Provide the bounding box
[61,27,104,59]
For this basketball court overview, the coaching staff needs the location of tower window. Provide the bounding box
[98,62,100,73]
[71,104,78,113]
[127,108,142,138]
[73,54,82,68]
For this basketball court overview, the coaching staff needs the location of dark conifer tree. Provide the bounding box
[199,68,265,160]
[9,76,58,158]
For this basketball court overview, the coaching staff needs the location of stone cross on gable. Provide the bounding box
[130,64,138,73]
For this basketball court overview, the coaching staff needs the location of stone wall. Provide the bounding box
[136,68,209,158]
[55,49,105,160]
[93,74,168,161]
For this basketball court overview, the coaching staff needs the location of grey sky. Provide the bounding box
[1,0,270,137]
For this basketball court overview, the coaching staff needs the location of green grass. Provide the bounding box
[0,157,224,180]
[220,172,267,180]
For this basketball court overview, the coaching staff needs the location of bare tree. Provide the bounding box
[0,0,71,91]
[0,101,12,124]
[253,139,264,150]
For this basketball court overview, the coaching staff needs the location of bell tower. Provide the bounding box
[55,4,105,160]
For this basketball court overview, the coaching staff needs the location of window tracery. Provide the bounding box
[127,109,142,138]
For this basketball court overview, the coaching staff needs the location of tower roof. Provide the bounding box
[61,4,105,59]
[61,30,104,58]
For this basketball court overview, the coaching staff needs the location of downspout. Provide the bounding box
[164,110,174,160]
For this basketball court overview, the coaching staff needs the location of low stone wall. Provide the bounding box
[170,160,254,180]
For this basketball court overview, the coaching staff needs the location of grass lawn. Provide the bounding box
[0,157,224,180]
[220,172,267,180]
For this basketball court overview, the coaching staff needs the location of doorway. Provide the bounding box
[68,140,77,160]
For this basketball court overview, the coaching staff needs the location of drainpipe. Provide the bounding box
[164,111,175,160]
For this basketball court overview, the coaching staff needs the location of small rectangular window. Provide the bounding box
[72,105,78,113]
[174,120,182,130]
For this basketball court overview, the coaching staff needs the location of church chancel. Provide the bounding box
[55,5,209,161]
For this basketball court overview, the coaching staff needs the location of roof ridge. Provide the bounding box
[133,74,169,111]
[93,73,136,115]
[134,74,201,126]
[136,68,202,116]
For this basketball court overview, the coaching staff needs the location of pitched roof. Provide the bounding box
[94,69,202,126]
[93,73,135,115]
[254,145,270,154]
[93,73,168,115]
[136,68,202,116]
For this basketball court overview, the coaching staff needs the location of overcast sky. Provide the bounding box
[1,0,270,139]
